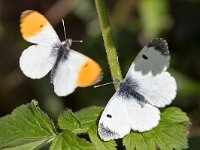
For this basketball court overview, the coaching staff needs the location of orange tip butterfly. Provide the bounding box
[98,38,177,141]
[19,10,102,96]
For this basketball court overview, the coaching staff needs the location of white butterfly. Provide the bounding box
[98,38,177,141]
[19,10,102,96]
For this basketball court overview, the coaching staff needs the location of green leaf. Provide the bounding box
[2,140,47,150]
[123,107,190,150]
[75,106,103,131]
[123,132,156,150]
[58,108,81,132]
[58,106,103,133]
[50,131,95,150]
[0,100,57,149]
[161,107,190,124]
[88,125,117,150]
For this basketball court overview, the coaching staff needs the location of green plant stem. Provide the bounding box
[95,0,123,89]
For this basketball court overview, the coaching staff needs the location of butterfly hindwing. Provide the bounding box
[132,72,177,108]
[125,100,160,132]
[19,45,56,79]
[116,77,160,133]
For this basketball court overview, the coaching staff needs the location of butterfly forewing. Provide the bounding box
[98,94,131,141]
[126,38,170,78]
[20,10,61,46]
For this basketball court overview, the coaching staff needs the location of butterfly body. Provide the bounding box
[118,77,146,103]
[19,10,102,96]
[98,38,177,141]
[50,40,71,83]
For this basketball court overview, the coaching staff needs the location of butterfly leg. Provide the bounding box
[113,78,122,85]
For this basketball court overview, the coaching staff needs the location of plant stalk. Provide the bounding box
[94,0,123,89]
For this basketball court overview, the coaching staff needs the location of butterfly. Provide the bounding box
[98,38,177,141]
[19,10,102,96]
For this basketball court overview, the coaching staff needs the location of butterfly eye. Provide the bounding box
[106,114,112,118]
[142,55,148,60]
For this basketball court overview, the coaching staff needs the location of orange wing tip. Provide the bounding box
[77,59,103,87]
[20,10,49,39]
[20,10,35,22]
[92,70,103,85]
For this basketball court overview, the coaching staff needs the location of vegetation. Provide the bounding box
[0,0,199,149]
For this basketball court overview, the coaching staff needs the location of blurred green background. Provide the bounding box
[0,0,200,149]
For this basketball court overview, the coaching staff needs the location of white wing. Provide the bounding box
[53,50,88,96]
[19,45,56,79]
[98,93,131,141]
[125,38,177,107]
[135,72,177,107]
[125,100,160,132]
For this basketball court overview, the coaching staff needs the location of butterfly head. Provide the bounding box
[63,38,72,49]
[62,39,83,49]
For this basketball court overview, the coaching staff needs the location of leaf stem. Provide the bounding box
[94,0,123,89]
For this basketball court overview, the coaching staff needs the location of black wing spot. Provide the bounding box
[84,63,88,67]
[99,123,120,139]
[142,54,148,60]
[147,38,169,56]
[40,24,44,28]
[106,114,112,118]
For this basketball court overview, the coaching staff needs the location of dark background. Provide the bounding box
[0,0,199,149]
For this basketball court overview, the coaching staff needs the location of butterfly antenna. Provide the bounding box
[94,82,114,88]
[72,40,83,43]
[61,19,67,41]
[62,19,83,43]
[94,79,122,88]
